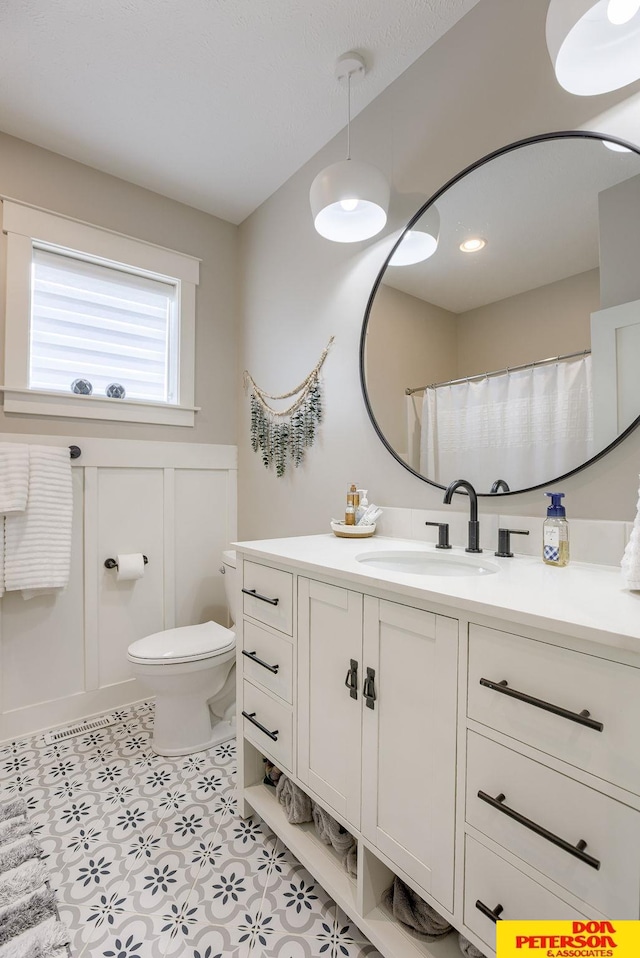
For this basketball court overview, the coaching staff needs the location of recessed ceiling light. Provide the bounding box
[602,139,633,152]
[459,238,486,253]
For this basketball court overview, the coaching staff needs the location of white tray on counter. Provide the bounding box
[330,520,376,539]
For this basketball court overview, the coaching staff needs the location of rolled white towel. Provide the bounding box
[458,933,487,958]
[0,518,4,598]
[621,478,640,591]
[621,548,640,590]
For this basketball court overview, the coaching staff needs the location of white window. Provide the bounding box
[2,199,200,426]
[30,248,179,403]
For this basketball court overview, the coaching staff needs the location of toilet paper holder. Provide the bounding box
[104,556,149,570]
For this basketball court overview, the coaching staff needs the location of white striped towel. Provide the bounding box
[0,444,29,515]
[621,478,640,590]
[4,447,72,595]
[0,519,4,598]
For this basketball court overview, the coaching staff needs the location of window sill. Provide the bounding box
[2,387,198,427]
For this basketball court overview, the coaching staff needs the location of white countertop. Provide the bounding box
[233,533,640,652]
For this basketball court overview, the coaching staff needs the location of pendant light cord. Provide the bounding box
[346,72,351,161]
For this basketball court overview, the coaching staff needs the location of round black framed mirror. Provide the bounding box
[360,131,640,496]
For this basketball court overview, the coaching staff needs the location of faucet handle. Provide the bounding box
[424,521,451,549]
[490,478,511,494]
[495,528,530,558]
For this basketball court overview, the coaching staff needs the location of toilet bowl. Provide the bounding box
[127,549,237,756]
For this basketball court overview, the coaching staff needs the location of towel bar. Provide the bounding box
[104,556,149,570]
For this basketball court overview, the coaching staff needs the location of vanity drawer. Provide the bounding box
[241,621,293,704]
[242,680,293,773]
[468,624,640,794]
[242,561,293,635]
[464,835,591,951]
[466,731,640,918]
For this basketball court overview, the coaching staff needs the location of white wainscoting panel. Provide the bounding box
[0,435,237,741]
[174,469,233,629]
[97,468,166,689]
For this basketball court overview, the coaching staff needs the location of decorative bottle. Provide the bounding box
[356,490,369,524]
[543,492,569,567]
[345,485,357,526]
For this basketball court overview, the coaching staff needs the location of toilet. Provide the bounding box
[127,549,237,756]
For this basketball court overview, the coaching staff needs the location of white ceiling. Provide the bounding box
[0,0,481,224]
[384,136,640,313]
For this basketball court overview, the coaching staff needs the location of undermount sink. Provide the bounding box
[355,549,500,577]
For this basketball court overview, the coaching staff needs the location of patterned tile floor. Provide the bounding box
[0,703,382,958]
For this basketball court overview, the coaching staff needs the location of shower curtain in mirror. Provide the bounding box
[419,355,593,491]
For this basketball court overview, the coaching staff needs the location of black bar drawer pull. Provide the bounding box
[242,649,280,674]
[242,710,279,742]
[477,790,600,870]
[479,677,603,732]
[242,587,280,606]
[475,900,504,923]
[345,659,358,699]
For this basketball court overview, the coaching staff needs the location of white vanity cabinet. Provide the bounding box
[463,621,640,939]
[360,596,458,911]
[296,578,458,911]
[236,539,640,958]
[239,559,296,775]
[297,577,364,828]
[467,624,640,792]
[462,835,592,952]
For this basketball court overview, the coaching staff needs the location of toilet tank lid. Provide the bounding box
[222,549,236,569]
[128,621,235,662]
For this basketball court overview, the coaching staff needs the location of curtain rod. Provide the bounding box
[405,348,591,396]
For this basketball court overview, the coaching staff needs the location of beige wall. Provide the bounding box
[365,284,456,455]
[456,269,599,377]
[238,0,640,537]
[599,173,640,310]
[0,132,238,444]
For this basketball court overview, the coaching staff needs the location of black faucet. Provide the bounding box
[443,479,482,553]
[490,479,510,494]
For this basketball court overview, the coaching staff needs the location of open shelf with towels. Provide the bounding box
[242,763,463,958]
[244,782,357,910]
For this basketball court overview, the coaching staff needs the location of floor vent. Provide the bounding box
[42,715,117,745]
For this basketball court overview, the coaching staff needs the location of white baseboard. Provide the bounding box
[0,678,146,743]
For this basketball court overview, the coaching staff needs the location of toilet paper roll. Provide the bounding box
[116,553,146,581]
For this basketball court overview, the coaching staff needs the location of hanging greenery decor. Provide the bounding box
[244,337,334,477]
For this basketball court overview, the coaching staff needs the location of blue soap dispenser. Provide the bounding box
[543,492,569,567]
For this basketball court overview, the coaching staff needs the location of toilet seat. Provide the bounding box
[127,621,235,666]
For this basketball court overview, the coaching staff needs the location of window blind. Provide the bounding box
[29,247,178,404]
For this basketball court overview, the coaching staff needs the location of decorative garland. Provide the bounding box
[244,337,334,477]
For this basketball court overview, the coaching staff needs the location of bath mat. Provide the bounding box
[0,798,70,958]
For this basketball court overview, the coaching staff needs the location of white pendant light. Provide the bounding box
[546,0,640,95]
[389,203,440,266]
[310,53,389,243]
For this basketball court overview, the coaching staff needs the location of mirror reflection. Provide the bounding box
[362,134,640,494]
